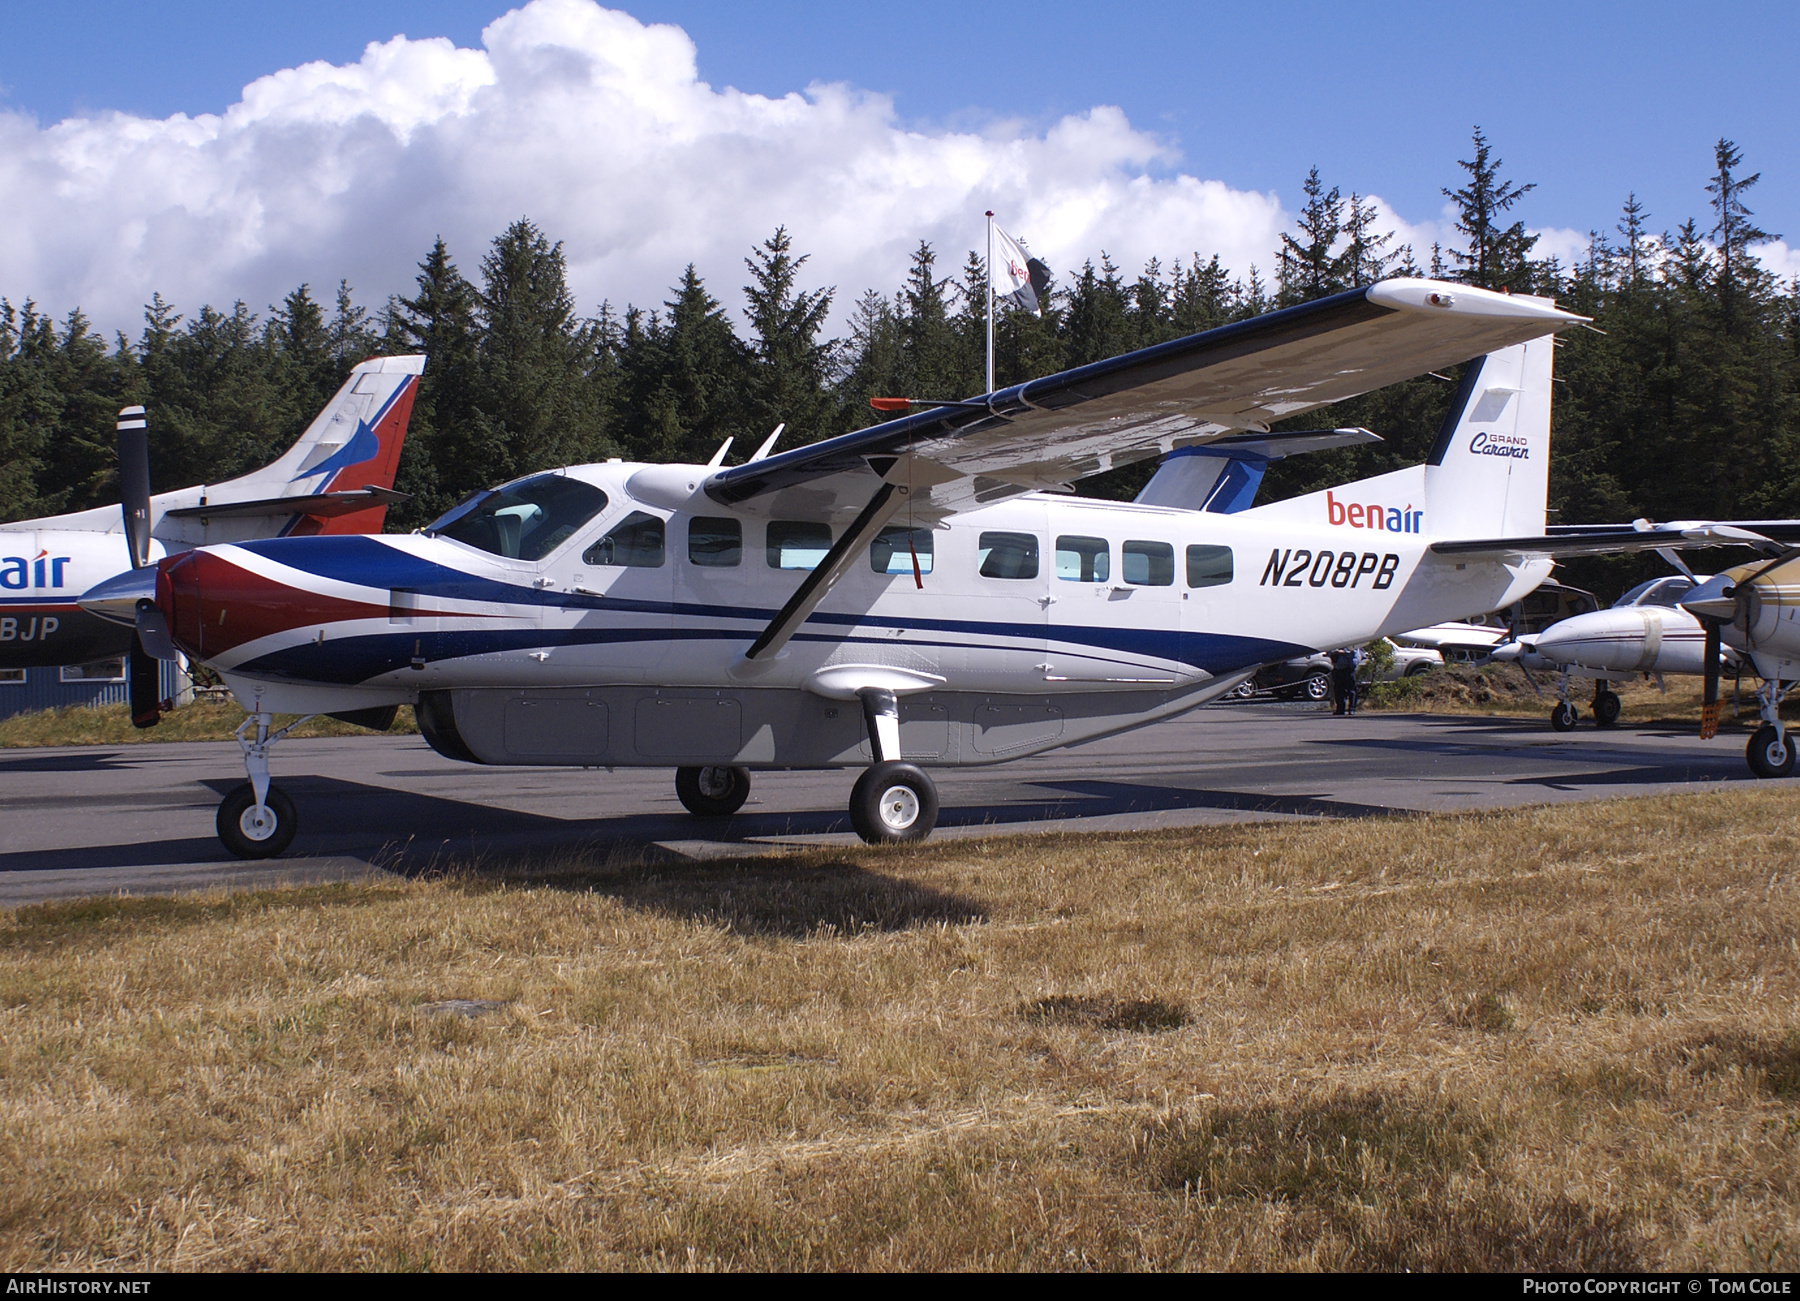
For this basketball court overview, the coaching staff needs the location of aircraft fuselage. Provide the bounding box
[155,461,1548,768]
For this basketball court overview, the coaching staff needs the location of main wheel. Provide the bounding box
[1747,725,1796,779]
[1303,673,1332,702]
[675,765,752,817]
[1593,690,1622,727]
[217,782,299,859]
[849,762,940,845]
[1550,702,1579,732]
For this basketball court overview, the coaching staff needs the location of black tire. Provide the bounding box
[1593,690,1622,727]
[1303,673,1332,702]
[216,782,298,859]
[1229,679,1258,700]
[1404,661,1435,677]
[849,762,940,845]
[675,765,752,817]
[1550,702,1579,732]
[1747,725,1796,779]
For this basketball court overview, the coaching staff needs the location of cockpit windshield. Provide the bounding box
[425,473,609,560]
[1611,576,1694,609]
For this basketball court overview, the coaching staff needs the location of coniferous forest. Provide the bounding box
[2,130,1795,597]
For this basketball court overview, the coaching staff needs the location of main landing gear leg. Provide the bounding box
[1592,679,1621,728]
[217,712,306,859]
[848,687,939,845]
[1549,674,1580,732]
[1746,680,1796,779]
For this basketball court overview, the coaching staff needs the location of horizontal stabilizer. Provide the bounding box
[165,485,409,522]
[1431,523,1792,561]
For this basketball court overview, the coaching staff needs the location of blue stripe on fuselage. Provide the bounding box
[229,535,1303,679]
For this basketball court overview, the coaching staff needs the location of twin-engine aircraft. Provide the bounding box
[1683,549,1800,776]
[91,279,1739,859]
[5,356,423,722]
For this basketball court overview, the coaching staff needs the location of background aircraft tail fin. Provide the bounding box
[207,354,424,535]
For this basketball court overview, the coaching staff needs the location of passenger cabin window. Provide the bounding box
[768,521,833,570]
[425,474,608,561]
[584,511,665,567]
[1186,544,1233,588]
[1122,540,1174,586]
[1056,535,1109,582]
[689,516,742,567]
[871,526,934,575]
[978,531,1039,580]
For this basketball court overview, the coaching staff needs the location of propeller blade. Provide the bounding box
[128,634,161,729]
[1700,619,1722,739]
[117,405,152,569]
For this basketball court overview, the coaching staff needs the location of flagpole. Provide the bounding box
[984,210,995,394]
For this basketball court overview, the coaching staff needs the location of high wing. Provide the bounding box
[1434,521,1800,562]
[705,278,1583,523]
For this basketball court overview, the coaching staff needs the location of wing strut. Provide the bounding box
[737,483,907,667]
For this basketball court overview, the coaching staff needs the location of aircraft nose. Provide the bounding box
[158,551,205,656]
[77,567,159,627]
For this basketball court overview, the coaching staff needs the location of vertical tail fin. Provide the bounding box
[1421,335,1554,540]
[207,354,425,535]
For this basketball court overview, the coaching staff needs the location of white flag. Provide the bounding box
[993,225,1048,315]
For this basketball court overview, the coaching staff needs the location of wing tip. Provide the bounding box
[1367,278,1588,327]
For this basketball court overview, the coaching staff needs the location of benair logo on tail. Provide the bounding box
[1469,431,1530,459]
[1326,491,1422,533]
[0,550,71,590]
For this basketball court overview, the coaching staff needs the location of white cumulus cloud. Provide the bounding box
[0,0,1294,337]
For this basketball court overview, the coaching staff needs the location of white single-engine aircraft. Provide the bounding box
[87,280,1743,858]
[3,355,423,723]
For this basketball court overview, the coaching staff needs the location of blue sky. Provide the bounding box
[5,0,1794,243]
[0,1,1793,332]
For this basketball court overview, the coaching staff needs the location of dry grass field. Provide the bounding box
[5,787,1800,1270]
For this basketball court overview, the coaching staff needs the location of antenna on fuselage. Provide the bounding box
[747,424,785,463]
[705,436,734,468]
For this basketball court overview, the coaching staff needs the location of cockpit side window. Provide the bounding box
[1612,579,1659,608]
[425,474,609,561]
[1640,577,1693,608]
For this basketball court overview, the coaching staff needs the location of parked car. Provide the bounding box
[1236,639,1440,702]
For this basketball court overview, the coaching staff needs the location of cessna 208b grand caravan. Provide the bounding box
[86,280,1746,858]
[3,356,422,722]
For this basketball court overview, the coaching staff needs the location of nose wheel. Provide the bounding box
[217,782,298,858]
[215,711,312,860]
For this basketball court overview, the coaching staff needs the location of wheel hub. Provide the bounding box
[878,785,921,831]
[239,804,279,842]
[697,766,734,799]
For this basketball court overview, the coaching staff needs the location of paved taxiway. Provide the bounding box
[0,703,1763,904]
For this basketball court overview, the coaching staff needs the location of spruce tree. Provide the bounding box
[743,227,836,447]
[1442,127,1538,290]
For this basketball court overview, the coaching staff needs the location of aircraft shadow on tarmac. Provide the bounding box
[1,769,1407,882]
[0,750,145,775]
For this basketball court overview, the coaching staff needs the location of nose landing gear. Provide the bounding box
[1746,679,1796,779]
[217,712,309,858]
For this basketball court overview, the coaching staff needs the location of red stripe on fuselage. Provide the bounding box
[159,549,391,659]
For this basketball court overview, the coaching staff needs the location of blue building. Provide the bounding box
[0,657,192,722]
